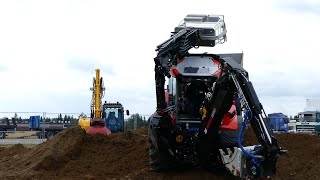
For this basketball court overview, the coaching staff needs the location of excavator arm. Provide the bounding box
[198,55,286,178]
[90,69,105,119]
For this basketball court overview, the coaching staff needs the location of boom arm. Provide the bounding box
[200,56,283,177]
[90,69,106,118]
[220,57,279,152]
[86,69,111,136]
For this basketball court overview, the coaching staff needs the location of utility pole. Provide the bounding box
[134,114,137,130]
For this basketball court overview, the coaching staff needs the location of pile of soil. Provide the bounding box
[0,126,86,179]
[244,127,320,180]
[0,126,319,180]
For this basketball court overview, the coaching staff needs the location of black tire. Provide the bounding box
[147,116,171,171]
[36,132,43,139]
[46,131,55,140]
[148,126,163,171]
[148,135,160,171]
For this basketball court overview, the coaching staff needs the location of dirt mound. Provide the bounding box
[0,144,30,165]
[0,126,319,180]
[0,144,28,156]
[243,126,259,146]
[52,129,150,179]
[31,126,86,171]
[0,126,86,179]
[244,126,320,180]
[275,133,320,180]
[0,127,149,180]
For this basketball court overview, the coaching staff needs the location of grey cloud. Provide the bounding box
[259,96,306,116]
[251,70,320,98]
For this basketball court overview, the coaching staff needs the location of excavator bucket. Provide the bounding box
[86,117,111,136]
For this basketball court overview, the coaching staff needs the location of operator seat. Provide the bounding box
[184,80,208,117]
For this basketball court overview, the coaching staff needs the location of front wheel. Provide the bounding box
[46,131,55,140]
[148,133,160,171]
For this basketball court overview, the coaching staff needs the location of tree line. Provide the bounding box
[0,113,79,124]
[125,113,149,130]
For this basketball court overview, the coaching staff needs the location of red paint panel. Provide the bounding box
[16,126,30,131]
[221,104,238,130]
[165,90,169,104]
[178,59,184,64]
[212,59,220,65]
[171,112,176,125]
[213,69,225,77]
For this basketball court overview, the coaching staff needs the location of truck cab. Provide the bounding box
[267,113,289,132]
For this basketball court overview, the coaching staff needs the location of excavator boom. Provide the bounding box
[94,69,102,118]
[86,69,111,136]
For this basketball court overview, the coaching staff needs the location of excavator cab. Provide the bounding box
[103,102,129,133]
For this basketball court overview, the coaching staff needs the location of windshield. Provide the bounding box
[104,108,123,132]
[105,109,119,119]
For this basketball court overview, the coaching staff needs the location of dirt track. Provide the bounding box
[0,126,319,180]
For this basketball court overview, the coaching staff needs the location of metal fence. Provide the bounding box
[0,130,47,148]
[0,111,152,148]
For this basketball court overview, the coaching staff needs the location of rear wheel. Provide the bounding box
[46,131,55,140]
[148,136,160,171]
[148,116,171,171]
[148,128,170,171]
[36,132,43,139]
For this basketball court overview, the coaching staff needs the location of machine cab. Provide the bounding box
[103,102,129,133]
[165,53,243,132]
[166,55,219,124]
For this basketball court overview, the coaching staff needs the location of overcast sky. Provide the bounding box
[0,0,319,118]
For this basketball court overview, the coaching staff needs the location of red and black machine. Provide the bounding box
[147,14,287,179]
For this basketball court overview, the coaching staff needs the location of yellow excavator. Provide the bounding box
[78,69,111,135]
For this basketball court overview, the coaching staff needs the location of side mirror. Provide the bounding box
[126,110,130,116]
